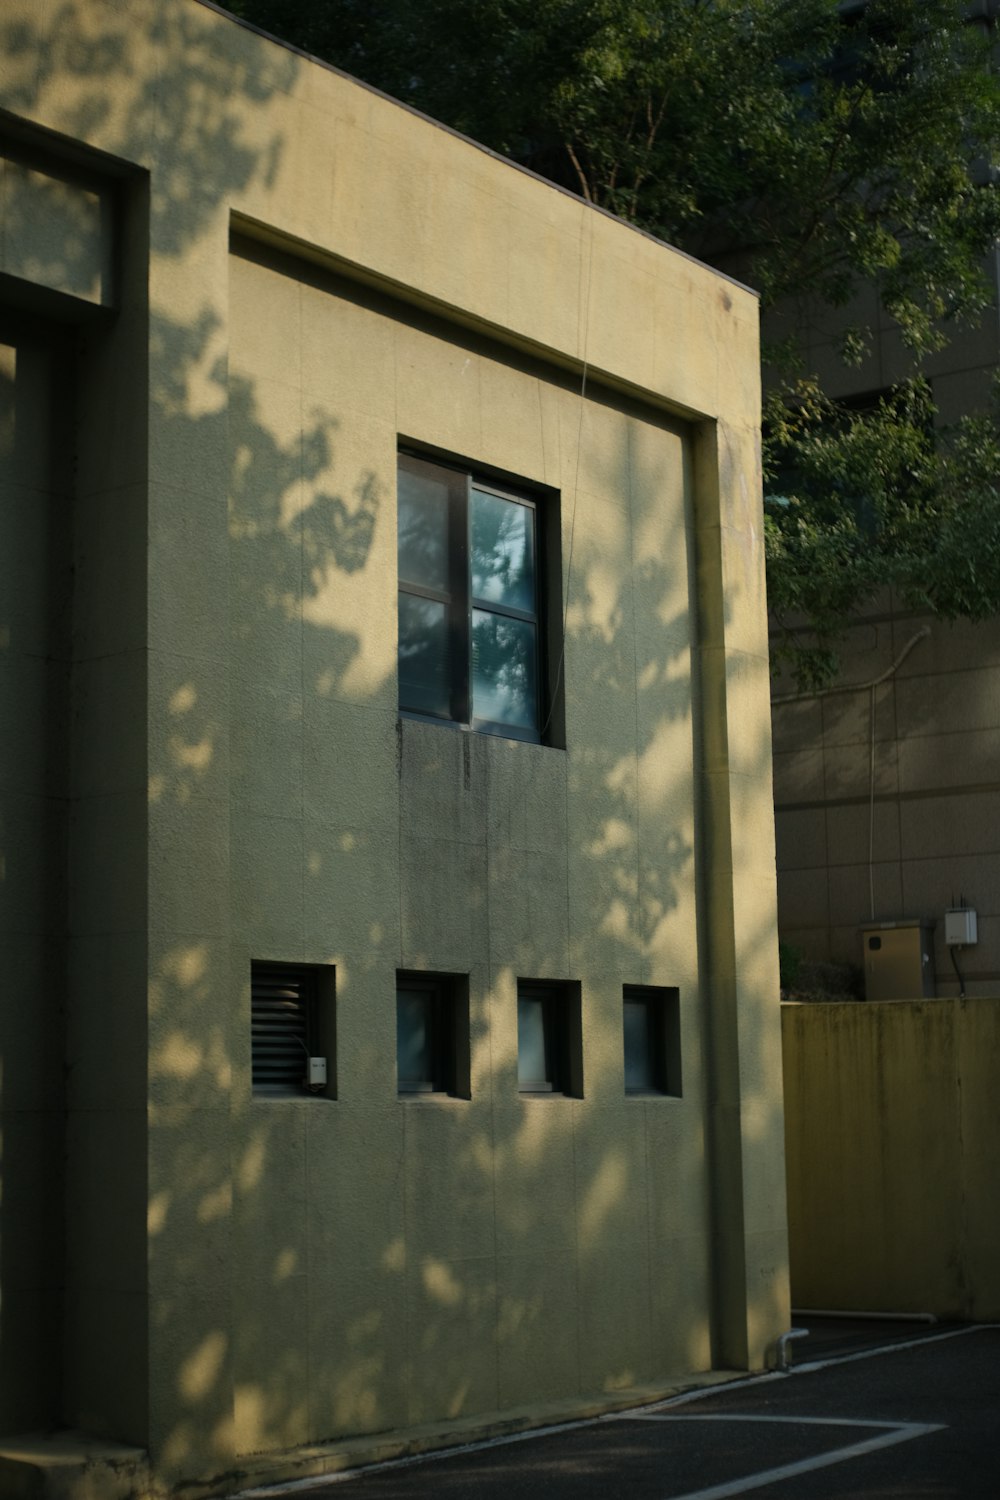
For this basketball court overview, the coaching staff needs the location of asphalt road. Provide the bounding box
[250,1324,1000,1500]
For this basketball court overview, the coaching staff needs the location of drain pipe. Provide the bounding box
[766,1327,811,1371]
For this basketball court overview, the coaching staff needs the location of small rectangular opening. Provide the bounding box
[396,971,470,1099]
[517,979,583,1097]
[623,985,681,1097]
[251,961,336,1098]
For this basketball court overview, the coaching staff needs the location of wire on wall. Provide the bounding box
[770,626,930,706]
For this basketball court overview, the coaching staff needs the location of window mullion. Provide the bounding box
[469,598,538,627]
[452,475,471,725]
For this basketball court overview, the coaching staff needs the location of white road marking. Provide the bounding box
[233,1415,603,1494]
[626,1321,1000,1416]
[791,1321,998,1375]
[628,1413,916,1428]
[634,1417,945,1500]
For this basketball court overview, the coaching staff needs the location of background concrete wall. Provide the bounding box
[773,604,1000,994]
[782,998,1000,1319]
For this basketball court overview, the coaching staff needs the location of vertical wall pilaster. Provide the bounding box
[694,417,790,1371]
[144,193,236,1478]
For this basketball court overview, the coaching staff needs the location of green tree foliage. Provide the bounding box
[228,0,1000,684]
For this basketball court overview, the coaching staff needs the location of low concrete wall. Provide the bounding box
[782,998,1000,1319]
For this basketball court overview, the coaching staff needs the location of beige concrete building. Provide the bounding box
[0,1,788,1494]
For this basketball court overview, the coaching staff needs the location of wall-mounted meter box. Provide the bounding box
[860,920,936,1001]
[945,908,978,946]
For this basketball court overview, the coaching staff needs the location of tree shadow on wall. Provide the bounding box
[0,0,788,1480]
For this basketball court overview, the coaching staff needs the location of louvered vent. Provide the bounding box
[251,964,314,1095]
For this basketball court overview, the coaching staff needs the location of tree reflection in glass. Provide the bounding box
[472,609,535,729]
[398,463,450,592]
[470,487,537,729]
[471,487,534,612]
[398,593,450,716]
[397,453,543,738]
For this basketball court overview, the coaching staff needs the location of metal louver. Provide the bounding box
[251,964,314,1095]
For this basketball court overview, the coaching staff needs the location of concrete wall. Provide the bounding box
[0,1,787,1491]
[770,240,1000,993]
[225,238,711,1451]
[774,602,1000,994]
[782,998,1000,1319]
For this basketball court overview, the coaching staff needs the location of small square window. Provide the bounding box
[396,972,470,1098]
[517,980,582,1096]
[251,961,335,1097]
[623,985,681,1097]
[397,450,562,744]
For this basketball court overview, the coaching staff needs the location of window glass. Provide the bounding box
[398,594,451,717]
[397,453,552,744]
[396,972,469,1098]
[397,987,435,1091]
[623,985,682,1097]
[397,463,451,591]
[471,489,535,613]
[623,997,654,1092]
[471,610,536,728]
[517,993,552,1091]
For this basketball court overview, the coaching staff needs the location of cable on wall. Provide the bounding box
[773,627,935,708]
[770,626,930,706]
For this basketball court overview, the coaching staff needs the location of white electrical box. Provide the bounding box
[945,908,978,946]
[308,1057,327,1087]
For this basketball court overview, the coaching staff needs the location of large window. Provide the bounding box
[397,451,554,743]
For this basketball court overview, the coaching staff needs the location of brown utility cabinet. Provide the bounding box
[860,920,936,1001]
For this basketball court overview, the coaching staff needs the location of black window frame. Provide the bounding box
[623,984,682,1098]
[396,971,470,1099]
[517,980,583,1097]
[397,448,560,745]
